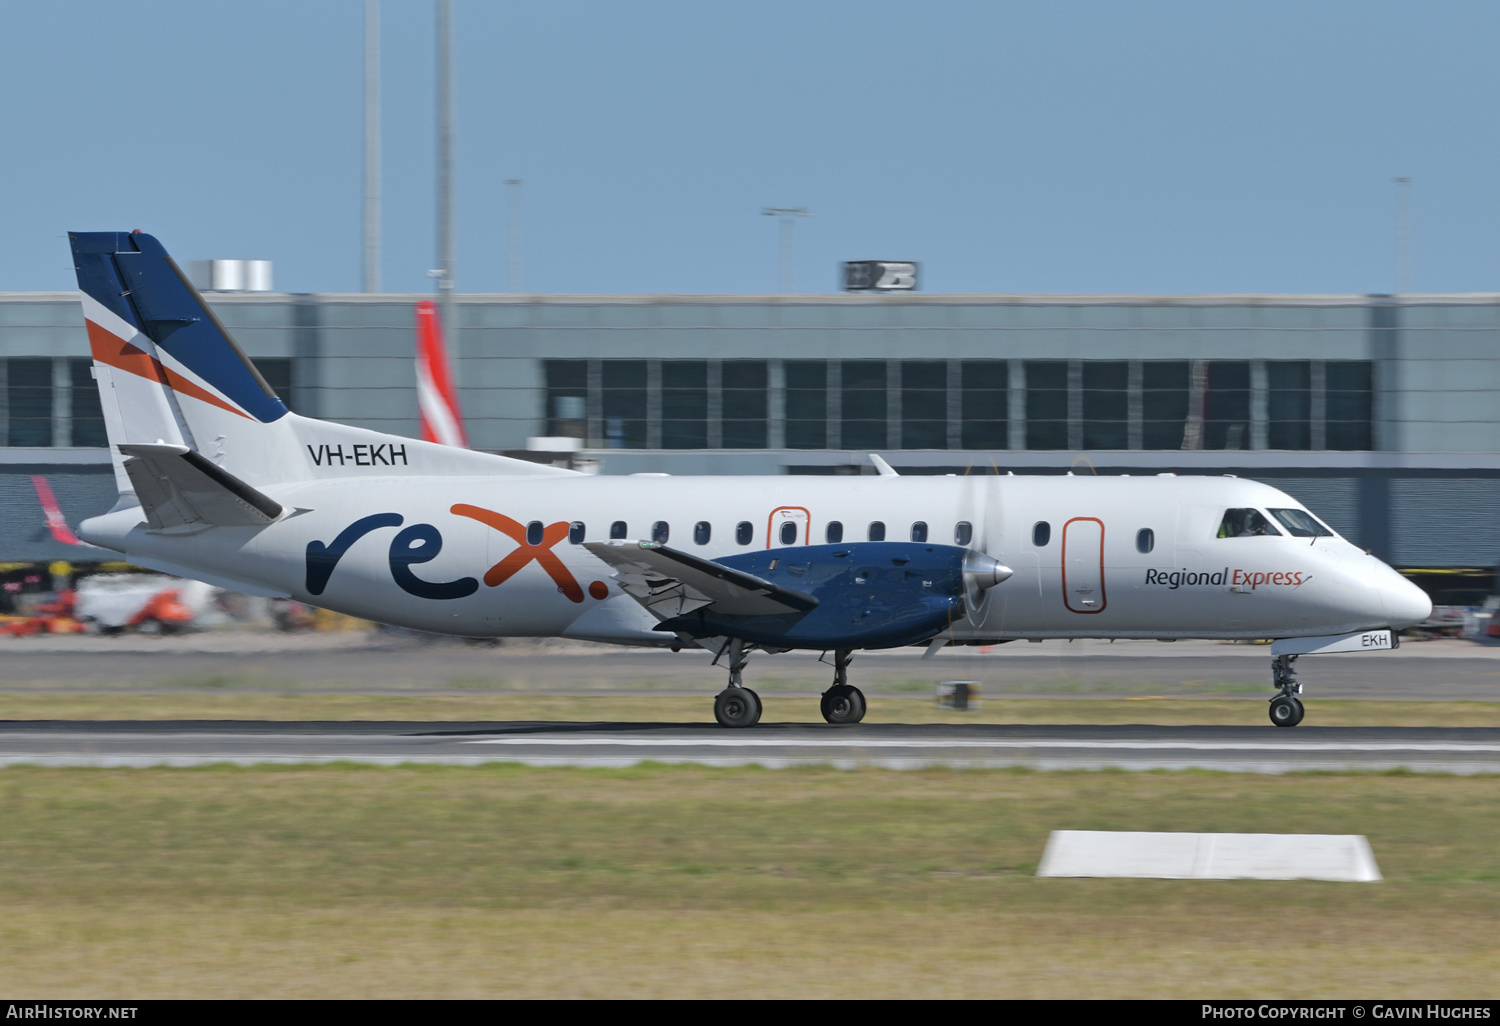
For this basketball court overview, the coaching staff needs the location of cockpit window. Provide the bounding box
[1269,508,1334,538]
[1216,508,1282,538]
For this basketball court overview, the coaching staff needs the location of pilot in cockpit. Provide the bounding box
[1217,508,1280,538]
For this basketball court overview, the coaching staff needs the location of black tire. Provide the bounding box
[742,688,763,726]
[847,686,866,724]
[1290,696,1305,727]
[1269,695,1300,728]
[714,687,760,728]
[821,684,865,725]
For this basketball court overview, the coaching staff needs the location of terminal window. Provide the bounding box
[544,359,589,440]
[960,360,1007,450]
[603,360,648,448]
[1082,360,1128,449]
[722,360,767,448]
[784,360,827,449]
[1267,361,1311,450]
[842,360,887,451]
[69,358,107,447]
[258,358,294,412]
[7,357,52,447]
[1142,361,1189,449]
[901,361,946,449]
[1204,360,1251,450]
[661,360,708,449]
[1326,361,1373,451]
[536,354,1374,456]
[1025,360,1068,450]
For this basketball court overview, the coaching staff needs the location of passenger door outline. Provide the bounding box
[1062,516,1106,614]
[766,506,810,548]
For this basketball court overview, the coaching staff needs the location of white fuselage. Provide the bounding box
[80,471,1431,647]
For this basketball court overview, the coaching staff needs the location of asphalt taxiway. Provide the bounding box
[3,720,1499,774]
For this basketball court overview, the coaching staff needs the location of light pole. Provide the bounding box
[506,179,523,292]
[1393,177,1412,295]
[762,207,810,293]
[362,0,380,293]
[436,0,456,342]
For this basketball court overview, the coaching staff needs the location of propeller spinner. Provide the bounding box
[962,550,1013,625]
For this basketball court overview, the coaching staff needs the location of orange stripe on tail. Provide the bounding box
[85,320,251,420]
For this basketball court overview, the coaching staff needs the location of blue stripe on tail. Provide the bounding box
[68,231,289,424]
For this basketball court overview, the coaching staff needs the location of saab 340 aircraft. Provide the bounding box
[68,231,1432,728]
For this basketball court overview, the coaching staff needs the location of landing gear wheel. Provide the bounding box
[1269,694,1303,728]
[820,684,866,725]
[714,687,761,728]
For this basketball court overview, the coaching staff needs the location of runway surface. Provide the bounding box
[4,720,1500,773]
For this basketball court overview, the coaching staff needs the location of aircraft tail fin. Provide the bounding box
[415,300,468,448]
[69,231,290,495]
[71,231,577,497]
[30,475,83,546]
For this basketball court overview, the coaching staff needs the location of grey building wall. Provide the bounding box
[5,291,1499,452]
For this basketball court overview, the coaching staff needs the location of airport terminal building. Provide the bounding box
[2,290,1498,596]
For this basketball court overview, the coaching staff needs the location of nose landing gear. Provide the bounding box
[1269,654,1305,728]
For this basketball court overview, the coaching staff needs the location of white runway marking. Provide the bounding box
[466,736,1500,752]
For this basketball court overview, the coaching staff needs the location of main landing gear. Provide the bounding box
[708,641,868,727]
[820,649,866,725]
[712,638,762,728]
[1268,654,1305,728]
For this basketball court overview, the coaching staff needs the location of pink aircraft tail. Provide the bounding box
[415,300,468,448]
[31,476,82,546]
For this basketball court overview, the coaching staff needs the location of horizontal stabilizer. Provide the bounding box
[119,443,284,531]
[584,540,818,622]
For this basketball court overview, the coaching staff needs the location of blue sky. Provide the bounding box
[3,1,1497,295]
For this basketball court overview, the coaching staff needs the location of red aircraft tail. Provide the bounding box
[415,300,468,448]
[31,476,82,546]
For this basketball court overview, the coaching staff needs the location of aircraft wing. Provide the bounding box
[584,541,818,621]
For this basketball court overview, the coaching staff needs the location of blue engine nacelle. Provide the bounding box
[656,542,970,650]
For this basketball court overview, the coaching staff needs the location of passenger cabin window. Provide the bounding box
[610,521,627,540]
[954,522,972,546]
[526,520,544,546]
[1032,521,1051,547]
[779,521,798,546]
[826,521,844,544]
[868,521,886,542]
[652,521,670,544]
[910,522,928,543]
[569,522,586,545]
[1136,528,1154,554]
[1269,508,1334,538]
[1217,508,1281,538]
[736,521,753,545]
[694,521,711,545]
